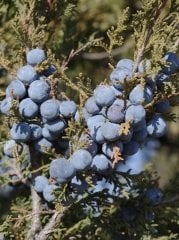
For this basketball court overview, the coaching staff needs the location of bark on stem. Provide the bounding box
[36,207,69,240]
[27,185,42,240]
[27,145,43,239]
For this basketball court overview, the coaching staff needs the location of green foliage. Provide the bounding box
[95,7,129,63]
[132,0,179,73]
[0,197,31,239]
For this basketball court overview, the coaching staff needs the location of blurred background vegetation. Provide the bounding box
[0,0,178,236]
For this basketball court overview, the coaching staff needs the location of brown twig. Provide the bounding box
[61,38,103,70]
[82,40,134,60]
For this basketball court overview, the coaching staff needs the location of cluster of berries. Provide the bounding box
[1,50,178,214]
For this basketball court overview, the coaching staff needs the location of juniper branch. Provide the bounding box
[61,38,103,70]
[133,0,168,72]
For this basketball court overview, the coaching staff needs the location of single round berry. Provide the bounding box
[6,80,26,99]
[71,149,92,171]
[59,100,77,118]
[85,96,101,115]
[91,154,112,173]
[107,104,124,123]
[34,175,49,193]
[40,99,59,121]
[94,85,116,107]
[101,122,120,141]
[87,115,106,142]
[17,65,38,84]
[125,104,146,125]
[110,68,132,89]
[116,59,134,72]
[49,158,76,183]
[28,79,50,103]
[27,48,46,66]
[19,98,39,118]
